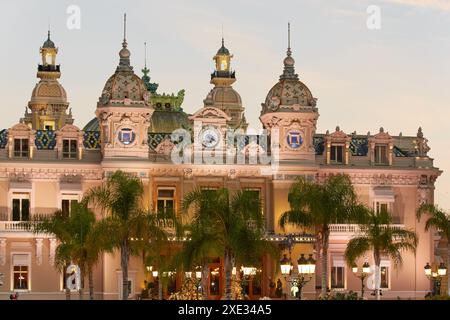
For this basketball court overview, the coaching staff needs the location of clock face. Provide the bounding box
[118,128,135,145]
[201,128,220,148]
[286,131,303,149]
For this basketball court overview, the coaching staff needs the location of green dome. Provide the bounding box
[83,118,99,131]
[149,110,191,133]
[43,31,55,49]
[216,38,230,55]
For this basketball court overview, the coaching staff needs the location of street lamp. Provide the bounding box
[425,262,447,296]
[280,253,315,300]
[352,261,371,299]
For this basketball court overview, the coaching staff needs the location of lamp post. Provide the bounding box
[194,266,203,299]
[280,253,315,300]
[352,262,371,299]
[424,262,447,296]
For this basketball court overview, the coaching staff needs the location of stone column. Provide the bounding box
[36,238,44,265]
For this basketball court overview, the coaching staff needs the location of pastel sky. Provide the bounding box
[0,0,449,209]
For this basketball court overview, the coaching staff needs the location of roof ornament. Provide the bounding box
[280,22,299,81]
[117,13,133,72]
[417,127,423,138]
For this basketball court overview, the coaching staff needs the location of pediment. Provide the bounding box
[189,107,231,121]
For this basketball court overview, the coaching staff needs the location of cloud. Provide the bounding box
[384,0,450,11]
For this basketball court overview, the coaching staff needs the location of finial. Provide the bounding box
[122,13,127,47]
[144,42,147,68]
[336,126,340,132]
[221,23,224,47]
[287,22,291,55]
[379,127,384,133]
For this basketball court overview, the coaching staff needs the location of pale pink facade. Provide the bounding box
[0,27,443,300]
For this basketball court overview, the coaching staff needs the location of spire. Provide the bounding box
[141,42,158,93]
[280,22,298,81]
[123,13,127,48]
[287,22,292,56]
[117,13,132,72]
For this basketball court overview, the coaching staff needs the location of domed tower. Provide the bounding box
[260,24,318,161]
[22,31,73,130]
[95,15,153,158]
[203,38,247,130]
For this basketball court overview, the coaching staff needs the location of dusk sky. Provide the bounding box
[0,0,449,209]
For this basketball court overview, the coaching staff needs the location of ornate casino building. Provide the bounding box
[0,22,443,300]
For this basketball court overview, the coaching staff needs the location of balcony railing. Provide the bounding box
[0,221,33,232]
[329,224,405,233]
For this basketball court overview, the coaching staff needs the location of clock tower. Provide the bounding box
[95,15,153,159]
[260,24,318,162]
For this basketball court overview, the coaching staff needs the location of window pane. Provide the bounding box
[21,199,30,221]
[381,267,389,288]
[70,140,77,152]
[12,199,20,221]
[63,140,69,153]
[337,146,343,162]
[165,200,174,213]
[331,266,345,288]
[158,189,174,198]
[331,146,336,161]
[157,200,165,213]
[13,266,28,290]
[62,200,70,217]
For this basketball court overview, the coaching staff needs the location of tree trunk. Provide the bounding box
[374,251,381,301]
[88,266,94,300]
[158,277,163,300]
[223,249,232,300]
[121,241,130,300]
[447,247,450,296]
[79,265,85,300]
[202,263,209,300]
[321,229,330,297]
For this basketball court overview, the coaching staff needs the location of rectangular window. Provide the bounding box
[375,202,390,214]
[381,266,389,289]
[12,196,30,221]
[330,145,344,163]
[331,266,345,289]
[63,139,78,159]
[14,139,29,158]
[12,254,29,290]
[61,199,78,218]
[374,145,388,165]
[157,189,175,215]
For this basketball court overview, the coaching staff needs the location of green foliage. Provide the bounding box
[178,188,279,300]
[319,291,361,300]
[425,293,450,300]
[26,202,101,299]
[417,204,450,243]
[83,170,179,299]
[345,209,418,269]
[279,174,365,294]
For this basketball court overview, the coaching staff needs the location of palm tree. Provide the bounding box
[28,203,101,300]
[279,174,364,296]
[345,209,418,300]
[417,203,450,295]
[181,188,278,300]
[83,170,175,300]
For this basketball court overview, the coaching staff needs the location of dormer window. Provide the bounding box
[14,139,29,158]
[330,145,344,164]
[62,139,77,159]
[374,145,388,165]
